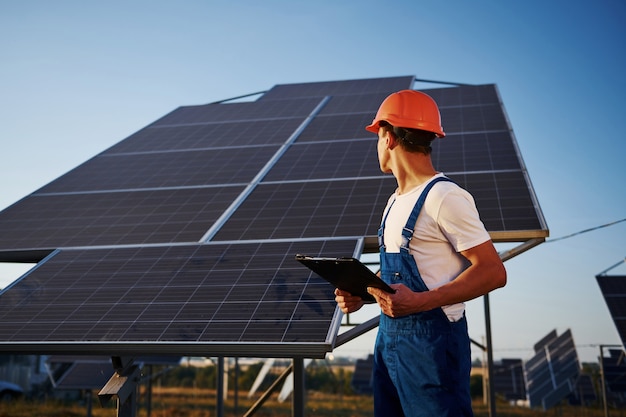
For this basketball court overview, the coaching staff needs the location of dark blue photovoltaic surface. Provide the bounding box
[0,76,547,356]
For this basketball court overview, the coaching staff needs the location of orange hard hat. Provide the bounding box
[365,90,445,137]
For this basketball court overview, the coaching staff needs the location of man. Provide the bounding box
[335,90,507,416]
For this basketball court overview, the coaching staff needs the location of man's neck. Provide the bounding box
[393,154,438,195]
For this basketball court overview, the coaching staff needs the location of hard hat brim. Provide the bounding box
[365,121,379,133]
[364,119,445,137]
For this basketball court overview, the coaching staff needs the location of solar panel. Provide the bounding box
[48,355,180,390]
[0,186,245,257]
[596,275,626,347]
[36,147,281,194]
[106,118,308,154]
[568,374,597,406]
[491,359,526,401]
[53,359,114,390]
[351,354,374,395]
[259,76,416,101]
[601,349,626,393]
[210,178,395,242]
[0,75,548,359]
[0,239,358,357]
[296,113,376,142]
[524,329,580,410]
[263,139,380,181]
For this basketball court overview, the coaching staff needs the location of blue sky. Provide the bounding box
[1,1,625,363]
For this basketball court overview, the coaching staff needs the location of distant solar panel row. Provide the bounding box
[524,329,579,410]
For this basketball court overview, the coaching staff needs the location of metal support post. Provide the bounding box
[600,345,609,417]
[217,357,225,417]
[98,356,141,417]
[292,357,305,417]
[484,294,496,417]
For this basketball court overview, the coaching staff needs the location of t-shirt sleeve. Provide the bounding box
[436,188,491,252]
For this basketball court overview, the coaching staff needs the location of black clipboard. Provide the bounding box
[295,254,395,303]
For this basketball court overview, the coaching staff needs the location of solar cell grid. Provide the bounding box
[0,239,359,356]
[318,92,394,115]
[0,186,245,251]
[260,76,414,101]
[37,146,279,193]
[425,84,500,107]
[432,132,521,172]
[296,113,374,142]
[152,97,323,126]
[596,275,626,347]
[104,117,306,154]
[263,140,379,182]
[211,178,395,242]
[440,104,509,133]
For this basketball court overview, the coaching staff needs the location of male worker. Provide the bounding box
[335,90,507,416]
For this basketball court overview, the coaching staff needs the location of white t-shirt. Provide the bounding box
[381,173,491,321]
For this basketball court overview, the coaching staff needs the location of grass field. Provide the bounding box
[0,386,621,417]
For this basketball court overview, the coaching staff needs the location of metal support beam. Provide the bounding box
[98,356,140,417]
[335,316,380,347]
[484,293,496,417]
[243,363,293,417]
[217,357,225,417]
[292,357,305,417]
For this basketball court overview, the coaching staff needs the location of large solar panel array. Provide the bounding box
[0,75,547,358]
[523,329,580,410]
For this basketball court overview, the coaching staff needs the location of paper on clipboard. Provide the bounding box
[295,254,395,303]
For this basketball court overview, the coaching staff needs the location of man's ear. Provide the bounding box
[386,131,399,149]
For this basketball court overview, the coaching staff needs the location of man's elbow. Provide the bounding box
[493,262,507,289]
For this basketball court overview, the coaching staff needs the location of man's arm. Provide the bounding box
[368,240,506,318]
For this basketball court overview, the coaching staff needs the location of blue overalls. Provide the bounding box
[373,177,473,417]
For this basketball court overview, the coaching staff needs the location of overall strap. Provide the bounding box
[400,177,454,252]
[378,198,396,249]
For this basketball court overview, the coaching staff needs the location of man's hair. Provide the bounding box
[379,121,435,155]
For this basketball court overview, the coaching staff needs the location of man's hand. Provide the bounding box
[334,288,365,314]
[367,284,426,318]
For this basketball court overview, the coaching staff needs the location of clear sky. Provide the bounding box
[1,0,625,364]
